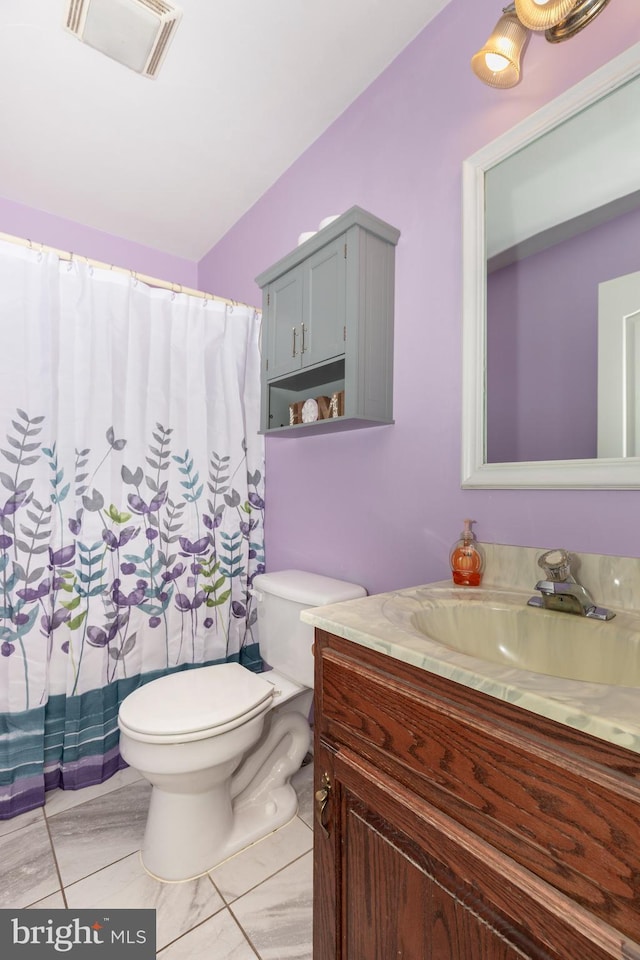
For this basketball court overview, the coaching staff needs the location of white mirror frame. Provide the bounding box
[462,41,640,489]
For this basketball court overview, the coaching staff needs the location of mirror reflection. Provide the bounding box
[484,71,640,465]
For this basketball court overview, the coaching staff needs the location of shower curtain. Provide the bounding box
[0,240,265,819]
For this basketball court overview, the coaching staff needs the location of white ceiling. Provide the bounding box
[0,0,451,261]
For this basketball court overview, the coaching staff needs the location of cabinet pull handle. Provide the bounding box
[292,326,297,357]
[315,772,332,837]
[301,322,306,354]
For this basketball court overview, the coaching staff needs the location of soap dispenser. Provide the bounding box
[450,519,484,587]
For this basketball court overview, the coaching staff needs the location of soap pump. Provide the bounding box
[450,519,484,587]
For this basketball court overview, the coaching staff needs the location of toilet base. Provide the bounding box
[139,709,311,881]
[141,785,300,882]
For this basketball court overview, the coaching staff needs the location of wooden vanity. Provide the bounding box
[312,627,640,960]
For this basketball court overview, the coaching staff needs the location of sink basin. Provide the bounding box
[387,590,640,688]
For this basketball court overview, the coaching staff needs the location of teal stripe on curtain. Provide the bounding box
[0,708,45,781]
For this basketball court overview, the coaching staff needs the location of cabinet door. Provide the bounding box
[313,743,339,960]
[266,265,304,379]
[315,742,596,960]
[303,237,347,368]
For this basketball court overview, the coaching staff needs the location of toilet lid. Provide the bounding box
[118,663,274,738]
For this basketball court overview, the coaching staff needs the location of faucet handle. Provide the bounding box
[537,549,573,582]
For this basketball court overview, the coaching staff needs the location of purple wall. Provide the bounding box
[0,196,197,288]
[199,0,640,595]
[0,2,638,597]
[487,203,640,463]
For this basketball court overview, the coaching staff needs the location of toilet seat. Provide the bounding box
[118,662,274,744]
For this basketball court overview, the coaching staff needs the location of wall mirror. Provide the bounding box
[462,41,640,489]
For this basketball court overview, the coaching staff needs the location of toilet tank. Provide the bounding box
[253,570,366,689]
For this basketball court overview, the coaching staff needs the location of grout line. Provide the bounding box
[225,848,312,960]
[226,845,313,906]
[229,908,262,960]
[206,868,226,902]
[155,905,258,958]
[41,814,68,909]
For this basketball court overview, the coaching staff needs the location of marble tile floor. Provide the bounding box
[0,762,315,959]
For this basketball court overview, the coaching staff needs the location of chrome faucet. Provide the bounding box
[527,549,615,621]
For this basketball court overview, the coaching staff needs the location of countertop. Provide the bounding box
[302,581,640,756]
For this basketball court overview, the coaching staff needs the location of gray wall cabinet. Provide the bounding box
[256,206,400,436]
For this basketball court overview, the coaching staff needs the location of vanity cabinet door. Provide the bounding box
[315,740,553,960]
[313,742,339,960]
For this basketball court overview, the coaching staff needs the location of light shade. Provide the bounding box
[471,12,529,89]
[514,0,577,31]
[65,0,182,78]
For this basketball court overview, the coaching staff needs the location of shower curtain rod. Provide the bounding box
[0,230,260,312]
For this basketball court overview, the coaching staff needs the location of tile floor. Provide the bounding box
[0,763,315,959]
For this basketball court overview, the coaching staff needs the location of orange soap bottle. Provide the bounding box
[450,519,484,587]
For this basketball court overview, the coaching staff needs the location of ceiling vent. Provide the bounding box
[65,0,183,78]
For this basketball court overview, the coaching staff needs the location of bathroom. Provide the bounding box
[1,0,639,958]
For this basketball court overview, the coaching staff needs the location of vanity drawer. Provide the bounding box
[315,629,640,943]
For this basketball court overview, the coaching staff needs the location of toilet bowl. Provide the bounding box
[118,570,366,882]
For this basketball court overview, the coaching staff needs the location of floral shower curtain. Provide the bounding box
[0,240,265,819]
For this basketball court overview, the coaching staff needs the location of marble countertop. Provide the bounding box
[302,580,640,756]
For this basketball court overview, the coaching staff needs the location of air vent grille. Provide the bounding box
[138,0,176,16]
[66,0,85,32]
[64,0,182,79]
[146,21,177,77]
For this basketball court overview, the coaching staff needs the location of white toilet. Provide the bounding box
[117,569,366,881]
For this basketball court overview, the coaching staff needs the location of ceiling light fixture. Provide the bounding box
[64,0,183,79]
[471,9,529,89]
[472,0,612,89]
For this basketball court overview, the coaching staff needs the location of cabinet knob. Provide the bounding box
[292,326,298,357]
[301,322,306,355]
[315,772,332,837]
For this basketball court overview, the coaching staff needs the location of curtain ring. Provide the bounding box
[29,239,44,263]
